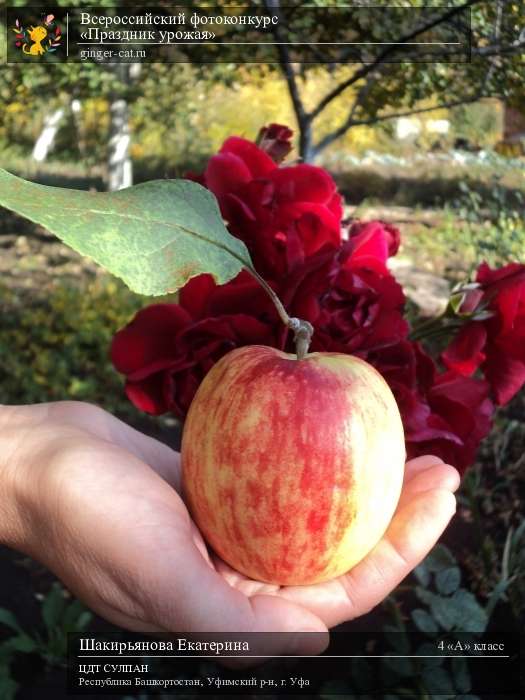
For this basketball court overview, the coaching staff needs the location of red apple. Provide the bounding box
[181,345,405,585]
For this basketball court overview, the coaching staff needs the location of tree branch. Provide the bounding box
[346,72,378,126]
[473,41,525,56]
[311,93,485,157]
[309,0,480,121]
[263,0,307,126]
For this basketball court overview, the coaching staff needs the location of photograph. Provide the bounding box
[0,1,523,698]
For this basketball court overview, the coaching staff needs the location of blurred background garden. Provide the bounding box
[0,1,524,698]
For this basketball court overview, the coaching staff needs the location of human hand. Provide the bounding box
[0,402,459,657]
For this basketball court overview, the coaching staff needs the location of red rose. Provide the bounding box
[202,134,343,279]
[110,126,515,476]
[407,371,494,473]
[370,341,493,473]
[111,300,275,419]
[179,270,277,323]
[111,272,279,418]
[204,136,276,197]
[441,324,487,376]
[256,123,294,163]
[166,315,274,417]
[279,242,408,356]
[111,304,193,416]
[349,220,401,266]
[442,262,525,404]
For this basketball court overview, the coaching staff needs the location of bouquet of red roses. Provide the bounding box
[111,125,525,474]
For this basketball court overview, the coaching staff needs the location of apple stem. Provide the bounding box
[244,265,314,359]
[288,317,314,360]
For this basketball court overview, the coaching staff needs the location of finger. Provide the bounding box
[403,455,444,485]
[339,488,457,623]
[278,485,456,628]
[140,526,329,657]
[212,554,281,597]
[397,462,460,511]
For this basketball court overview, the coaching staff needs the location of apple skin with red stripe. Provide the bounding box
[181,345,405,585]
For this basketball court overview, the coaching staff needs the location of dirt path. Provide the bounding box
[347,205,451,316]
[1,206,450,316]
[0,211,101,293]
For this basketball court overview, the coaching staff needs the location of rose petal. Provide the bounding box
[111,305,192,375]
[442,323,487,376]
[220,136,276,178]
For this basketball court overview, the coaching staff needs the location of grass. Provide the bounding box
[0,277,146,417]
[333,160,525,208]
[399,209,525,281]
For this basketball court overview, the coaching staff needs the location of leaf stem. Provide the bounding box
[244,264,314,359]
[465,466,494,577]
[244,265,290,326]
[410,317,463,343]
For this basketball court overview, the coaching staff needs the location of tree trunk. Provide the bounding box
[299,121,315,163]
[107,65,133,191]
[107,97,132,191]
[32,107,66,162]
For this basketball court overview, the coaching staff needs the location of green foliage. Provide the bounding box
[360,544,499,698]
[2,1,524,166]
[326,543,491,698]
[451,179,525,265]
[0,278,146,413]
[458,413,525,621]
[0,583,92,697]
[397,171,525,282]
[0,666,17,700]
[0,169,252,295]
[449,102,503,149]
[414,545,488,633]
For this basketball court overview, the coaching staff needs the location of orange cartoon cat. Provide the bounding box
[23,25,47,56]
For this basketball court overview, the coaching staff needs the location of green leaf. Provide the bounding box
[75,611,93,633]
[421,666,455,696]
[413,561,431,587]
[62,599,85,629]
[0,610,22,634]
[435,567,461,595]
[415,586,434,606]
[425,545,456,573]
[4,635,37,654]
[452,656,472,694]
[416,591,458,631]
[511,518,525,546]
[62,599,92,634]
[449,291,467,315]
[485,578,512,619]
[0,169,253,296]
[411,609,439,636]
[41,584,66,632]
[449,589,488,633]
[0,668,18,700]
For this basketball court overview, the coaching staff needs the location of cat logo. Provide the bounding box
[12,14,61,57]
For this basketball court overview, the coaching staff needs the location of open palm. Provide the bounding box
[14,402,459,658]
